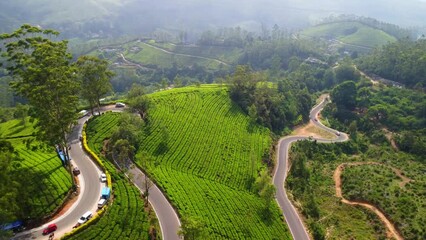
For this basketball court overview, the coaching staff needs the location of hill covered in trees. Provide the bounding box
[357,39,426,88]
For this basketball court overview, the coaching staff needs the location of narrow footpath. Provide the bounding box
[334,162,405,240]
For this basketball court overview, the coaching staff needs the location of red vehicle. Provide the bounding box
[42,223,57,235]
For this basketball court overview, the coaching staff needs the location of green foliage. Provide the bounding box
[127,84,151,120]
[334,64,360,83]
[341,159,426,239]
[74,55,114,115]
[239,38,320,70]
[287,141,389,239]
[1,25,79,184]
[319,82,426,239]
[0,119,72,224]
[357,39,426,88]
[331,81,357,111]
[178,216,207,240]
[228,66,311,133]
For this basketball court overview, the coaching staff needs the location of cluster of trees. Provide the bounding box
[286,146,324,240]
[228,65,312,133]
[0,25,115,187]
[357,39,426,88]
[110,63,228,93]
[328,77,426,159]
[238,38,323,71]
[198,27,255,47]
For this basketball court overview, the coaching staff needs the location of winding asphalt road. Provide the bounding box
[13,114,105,239]
[273,96,348,240]
[14,106,180,239]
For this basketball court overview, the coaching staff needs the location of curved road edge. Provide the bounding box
[273,95,348,240]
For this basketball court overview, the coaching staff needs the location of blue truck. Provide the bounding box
[101,187,110,199]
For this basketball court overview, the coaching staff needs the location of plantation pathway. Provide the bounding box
[334,162,407,240]
[273,95,349,240]
[140,42,230,66]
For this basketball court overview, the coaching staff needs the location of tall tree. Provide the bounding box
[74,56,114,115]
[127,83,151,121]
[331,81,357,111]
[0,24,79,187]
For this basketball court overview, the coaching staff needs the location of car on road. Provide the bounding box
[100,173,107,183]
[77,211,93,224]
[335,131,341,136]
[73,167,80,175]
[115,102,126,108]
[42,223,57,235]
[98,198,107,209]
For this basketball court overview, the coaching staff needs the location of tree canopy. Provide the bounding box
[75,55,114,115]
[0,24,79,185]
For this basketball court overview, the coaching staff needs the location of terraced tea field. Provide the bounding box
[139,86,289,239]
[0,119,71,219]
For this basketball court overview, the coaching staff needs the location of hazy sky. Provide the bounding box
[1,0,426,36]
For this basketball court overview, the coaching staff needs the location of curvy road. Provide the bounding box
[273,96,348,240]
[14,106,180,240]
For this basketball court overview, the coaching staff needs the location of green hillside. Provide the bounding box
[140,85,289,238]
[301,21,397,48]
[88,40,233,71]
[87,85,290,239]
[0,119,72,220]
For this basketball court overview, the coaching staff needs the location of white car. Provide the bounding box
[115,102,126,108]
[100,173,107,183]
[77,211,92,224]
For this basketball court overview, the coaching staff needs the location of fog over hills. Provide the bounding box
[0,0,425,38]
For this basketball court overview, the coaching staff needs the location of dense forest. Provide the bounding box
[357,39,426,88]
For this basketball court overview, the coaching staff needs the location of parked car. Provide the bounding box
[73,167,80,175]
[98,198,107,209]
[335,131,341,136]
[115,102,126,108]
[77,211,93,224]
[100,173,107,183]
[42,223,57,235]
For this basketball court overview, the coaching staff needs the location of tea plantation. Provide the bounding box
[138,85,290,239]
[0,119,72,220]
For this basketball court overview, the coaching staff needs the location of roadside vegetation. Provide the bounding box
[357,39,426,88]
[287,63,426,239]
